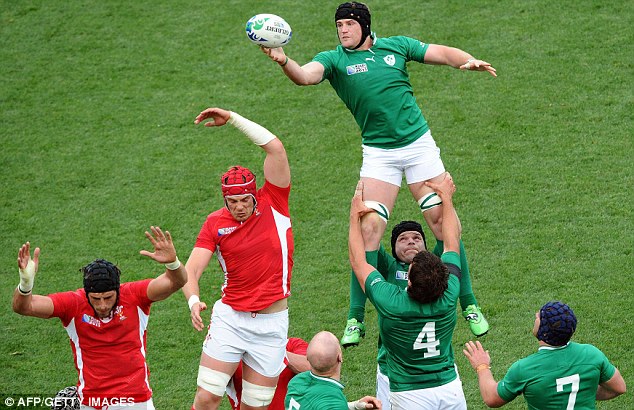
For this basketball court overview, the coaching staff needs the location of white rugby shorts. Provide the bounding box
[360,131,445,187]
[389,376,466,410]
[202,300,288,377]
[376,365,391,410]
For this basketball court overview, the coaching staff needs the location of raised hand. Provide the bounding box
[460,59,497,77]
[139,226,177,264]
[17,242,40,293]
[260,45,287,65]
[424,172,456,201]
[350,181,374,219]
[194,107,231,127]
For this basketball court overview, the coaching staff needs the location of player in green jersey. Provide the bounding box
[261,2,494,345]
[349,173,468,409]
[374,220,484,410]
[463,301,627,409]
[284,331,381,409]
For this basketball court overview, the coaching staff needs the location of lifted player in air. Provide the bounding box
[260,2,494,346]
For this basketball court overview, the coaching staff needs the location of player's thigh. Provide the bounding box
[201,301,246,365]
[402,131,445,187]
[360,177,400,211]
[242,309,289,379]
[360,144,404,192]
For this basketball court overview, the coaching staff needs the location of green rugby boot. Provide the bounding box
[463,305,489,337]
[340,318,366,348]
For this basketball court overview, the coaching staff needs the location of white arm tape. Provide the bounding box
[164,257,181,271]
[228,112,276,146]
[18,259,37,293]
[348,401,367,410]
[188,295,200,310]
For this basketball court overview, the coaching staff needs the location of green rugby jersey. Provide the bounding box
[285,371,348,409]
[375,245,410,377]
[313,35,430,149]
[366,251,461,391]
[497,342,617,409]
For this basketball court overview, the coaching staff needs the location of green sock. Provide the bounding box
[433,240,478,311]
[458,240,478,310]
[347,250,378,322]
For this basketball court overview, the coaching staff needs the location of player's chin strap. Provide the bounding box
[228,112,277,146]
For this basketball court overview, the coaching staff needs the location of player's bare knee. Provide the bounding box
[241,381,276,408]
[197,366,231,398]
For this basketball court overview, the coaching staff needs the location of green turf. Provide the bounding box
[1,0,632,409]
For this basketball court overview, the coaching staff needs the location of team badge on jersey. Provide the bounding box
[218,226,238,236]
[114,305,127,321]
[346,63,368,75]
[395,270,408,280]
[383,54,396,66]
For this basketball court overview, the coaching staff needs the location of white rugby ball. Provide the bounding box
[245,14,292,48]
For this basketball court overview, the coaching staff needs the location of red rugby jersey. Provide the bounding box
[195,181,293,311]
[48,279,153,406]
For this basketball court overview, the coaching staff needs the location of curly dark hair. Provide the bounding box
[407,251,449,304]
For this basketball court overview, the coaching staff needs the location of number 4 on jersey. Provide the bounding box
[413,322,441,358]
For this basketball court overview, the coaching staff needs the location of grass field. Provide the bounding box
[1,1,632,409]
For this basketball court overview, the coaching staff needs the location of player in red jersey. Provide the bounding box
[225,338,309,410]
[182,107,293,410]
[12,226,187,410]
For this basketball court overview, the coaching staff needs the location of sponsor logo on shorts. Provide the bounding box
[346,64,368,75]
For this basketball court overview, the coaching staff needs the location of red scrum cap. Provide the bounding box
[221,166,257,197]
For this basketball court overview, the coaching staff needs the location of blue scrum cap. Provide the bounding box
[537,301,577,346]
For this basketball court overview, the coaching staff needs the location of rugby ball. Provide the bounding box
[245,14,292,48]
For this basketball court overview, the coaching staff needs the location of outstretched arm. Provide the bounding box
[12,242,54,318]
[260,46,325,85]
[141,226,188,302]
[182,247,213,332]
[463,341,507,408]
[195,107,290,188]
[348,181,376,292]
[424,44,497,77]
[425,172,460,254]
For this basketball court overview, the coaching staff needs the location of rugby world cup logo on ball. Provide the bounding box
[245,14,292,48]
